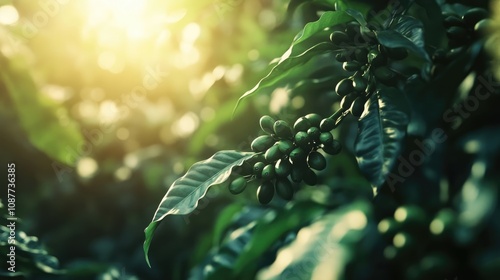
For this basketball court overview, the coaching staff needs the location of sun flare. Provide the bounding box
[86,0,148,40]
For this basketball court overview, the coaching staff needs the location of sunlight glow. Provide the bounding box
[0,5,19,25]
[86,0,147,39]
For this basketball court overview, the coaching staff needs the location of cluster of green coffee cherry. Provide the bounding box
[378,205,460,279]
[330,21,409,118]
[227,114,341,204]
[443,7,490,48]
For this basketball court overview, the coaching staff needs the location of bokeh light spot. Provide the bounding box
[0,5,19,25]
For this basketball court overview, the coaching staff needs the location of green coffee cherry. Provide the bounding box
[373,66,396,85]
[228,177,247,195]
[273,120,293,139]
[265,144,283,162]
[303,168,317,186]
[463,8,488,28]
[251,135,276,152]
[319,118,336,132]
[275,158,293,177]
[257,181,275,205]
[335,78,354,97]
[323,139,341,155]
[340,92,358,110]
[319,132,334,145]
[277,140,294,155]
[261,164,276,181]
[307,151,327,171]
[350,96,367,118]
[352,76,368,92]
[330,31,349,45]
[304,113,322,127]
[253,162,266,177]
[343,61,361,72]
[474,18,492,34]
[289,147,307,163]
[294,131,310,148]
[259,115,275,134]
[290,164,305,183]
[307,127,320,142]
[293,117,312,132]
[275,178,294,201]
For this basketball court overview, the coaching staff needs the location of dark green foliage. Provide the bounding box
[335,78,354,96]
[142,2,500,280]
[275,178,294,201]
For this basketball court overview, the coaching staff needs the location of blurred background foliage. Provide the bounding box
[0,0,302,278]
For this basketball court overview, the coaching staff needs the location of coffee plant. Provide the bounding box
[145,1,500,279]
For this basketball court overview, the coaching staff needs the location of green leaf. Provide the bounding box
[415,0,447,49]
[192,223,256,280]
[234,42,333,112]
[291,11,351,48]
[377,16,430,61]
[256,201,374,280]
[144,150,254,267]
[354,88,410,188]
[234,10,354,112]
[233,201,325,274]
[0,29,83,166]
[334,1,371,16]
[345,9,367,26]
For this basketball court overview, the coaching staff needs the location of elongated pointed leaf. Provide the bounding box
[256,201,375,280]
[144,150,254,266]
[234,42,333,112]
[354,88,409,188]
[234,11,353,112]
